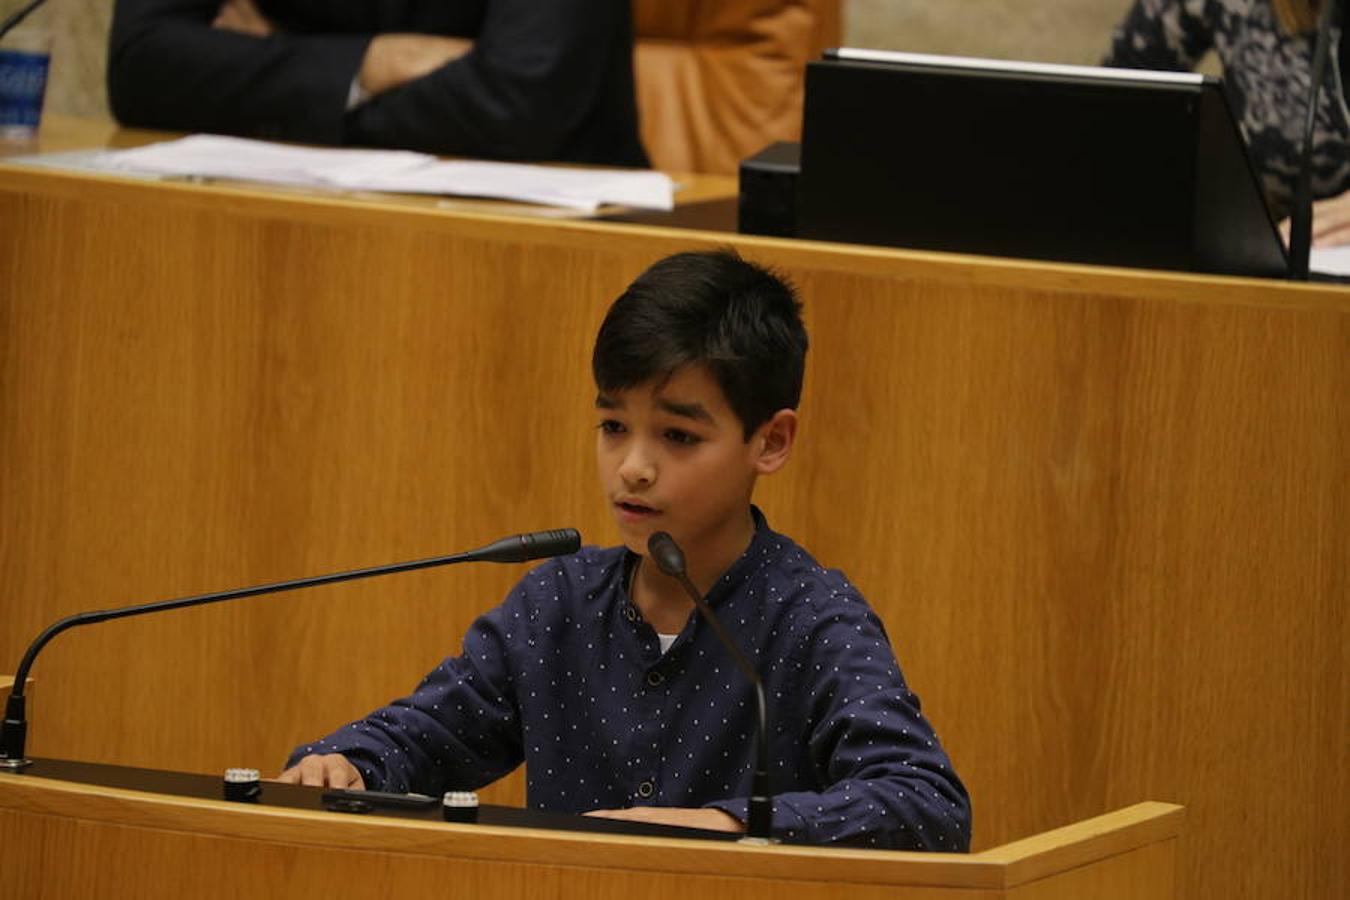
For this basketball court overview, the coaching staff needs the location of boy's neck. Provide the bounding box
[631,509,756,633]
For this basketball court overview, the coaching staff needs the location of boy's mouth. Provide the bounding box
[615,499,660,521]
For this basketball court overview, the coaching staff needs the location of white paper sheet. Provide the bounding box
[89,134,674,211]
[94,134,434,186]
[1310,246,1350,276]
[319,160,674,212]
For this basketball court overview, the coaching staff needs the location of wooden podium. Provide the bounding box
[1,119,1344,899]
[0,760,1182,900]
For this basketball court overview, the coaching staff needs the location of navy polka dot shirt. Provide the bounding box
[288,510,972,850]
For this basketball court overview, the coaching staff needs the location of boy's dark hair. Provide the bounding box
[592,249,808,439]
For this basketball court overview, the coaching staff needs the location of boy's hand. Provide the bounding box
[276,753,365,789]
[584,806,745,833]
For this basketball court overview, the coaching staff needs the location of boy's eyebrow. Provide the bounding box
[595,392,714,425]
[657,398,715,424]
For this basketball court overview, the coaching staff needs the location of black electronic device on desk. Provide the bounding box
[2,758,738,841]
[797,49,1288,278]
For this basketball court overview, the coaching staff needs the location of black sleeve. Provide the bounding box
[252,1,481,35]
[108,0,370,144]
[344,0,639,163]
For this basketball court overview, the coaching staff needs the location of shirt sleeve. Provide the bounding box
[1103,0,1216,70]
[108,0,369,144]
[284,587,526,794]
[706,599,972,851]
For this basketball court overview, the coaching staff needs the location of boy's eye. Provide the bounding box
[598,419,625,435]
[664,429,701,446]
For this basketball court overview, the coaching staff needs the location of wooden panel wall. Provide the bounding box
[0,167,1345,900]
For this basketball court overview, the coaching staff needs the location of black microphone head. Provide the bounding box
[647,531,686,578]
[471,528,581,563]
[519,528,581,560]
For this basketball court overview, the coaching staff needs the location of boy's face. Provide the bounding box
[595,365,788,569]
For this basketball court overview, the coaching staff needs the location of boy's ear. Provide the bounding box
[752,409,798,475]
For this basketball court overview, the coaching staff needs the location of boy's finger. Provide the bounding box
[298,758,329,786]
[326,758,357,788]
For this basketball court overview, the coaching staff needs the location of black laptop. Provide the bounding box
[798,49,1288,277]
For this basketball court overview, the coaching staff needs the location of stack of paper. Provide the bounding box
[91,134,674,212]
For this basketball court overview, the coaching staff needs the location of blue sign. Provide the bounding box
[0,48,50,131]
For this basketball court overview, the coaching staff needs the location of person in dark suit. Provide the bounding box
[108,0,649,167]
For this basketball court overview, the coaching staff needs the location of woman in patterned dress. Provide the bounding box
[1106,0,1350,246]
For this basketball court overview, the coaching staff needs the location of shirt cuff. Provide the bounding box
[346,76,371,111]
[706,796,815,844]
[704,797,748,824]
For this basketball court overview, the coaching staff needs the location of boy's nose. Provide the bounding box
[618,444,655,486]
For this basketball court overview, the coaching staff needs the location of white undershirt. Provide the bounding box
[657,633,678,655]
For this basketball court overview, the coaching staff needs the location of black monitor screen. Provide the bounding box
[798,49,1287,277]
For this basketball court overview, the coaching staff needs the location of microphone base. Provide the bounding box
[0,756,33,770]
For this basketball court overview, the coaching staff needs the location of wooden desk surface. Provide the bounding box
[0,115,739,219]
[0,760,1184,899]
[0,118,1344,900]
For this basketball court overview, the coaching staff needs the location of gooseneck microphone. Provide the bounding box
[0,1,47,40]
[0,528,581,770]
[647,531,775,843]
[1288,0,1339,279]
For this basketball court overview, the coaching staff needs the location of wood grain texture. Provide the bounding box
[0,774,1181,899]
[978,803,1181,886]
[0,808,995,900]
[0,122,1345,899]
[1006,841,1177,900]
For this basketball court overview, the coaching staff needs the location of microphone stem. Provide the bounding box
[674,573,759,685]
[674,571,775,841]
[6,548,475,699]
[0,1,47,39]
[0,549,462,766]
[746,681,773,840]
[2,528,579,766]
[1288,0,1338,279]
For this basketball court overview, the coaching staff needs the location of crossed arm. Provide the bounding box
[210,0,468,100]
[108,0,635,160]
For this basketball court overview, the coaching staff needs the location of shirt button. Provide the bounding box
[623,606,638,623]
[645,670,664,687]
[637,781,655,799]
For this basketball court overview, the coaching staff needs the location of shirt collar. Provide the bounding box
[619,506,777,608]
